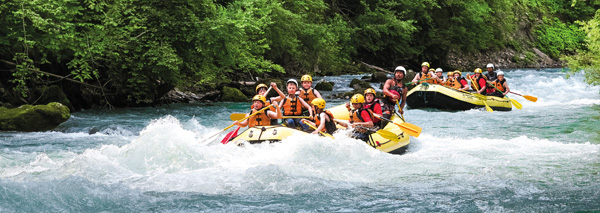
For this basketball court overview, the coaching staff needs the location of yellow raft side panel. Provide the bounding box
[407,84,512,109]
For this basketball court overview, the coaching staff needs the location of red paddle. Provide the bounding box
[221,126,241,144]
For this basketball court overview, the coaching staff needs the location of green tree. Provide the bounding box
[564,9,600,86]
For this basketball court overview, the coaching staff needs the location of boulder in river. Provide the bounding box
[220,86,248,102]
[349,78,373,91]
[315,80,335,91]
[0,102,70,132]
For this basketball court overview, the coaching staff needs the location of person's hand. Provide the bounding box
[309,115,314,121]
[399,109,404,115]
[233,121,240,126]
[270,82,277,88]
[311,131,318,135]
[393,94,400,100]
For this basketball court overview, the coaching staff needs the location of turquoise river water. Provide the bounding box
[0,68,598,212]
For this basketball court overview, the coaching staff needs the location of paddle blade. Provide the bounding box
[523,95,537,102]
[395,122,422,137]
[510,98,523,109]
[229,113,246,121]
[221,126,241,144]
[376,129,398,141]
[484,101,494,112]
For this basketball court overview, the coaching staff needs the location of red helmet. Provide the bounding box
[387,90,400,102]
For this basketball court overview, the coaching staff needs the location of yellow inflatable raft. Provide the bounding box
[406,84,512,111]
[230,103,411,154]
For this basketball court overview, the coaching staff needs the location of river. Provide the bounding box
[0,68,598,212]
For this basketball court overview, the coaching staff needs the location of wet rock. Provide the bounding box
[370,72,389,83]
[0,102,70,132]
[349,79,373,90]
[315,80,334,91]
[31,85,74,111]
[220,86,248,102]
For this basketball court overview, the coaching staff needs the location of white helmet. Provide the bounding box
[486,63,494,69]
[394,66,406,74]
[286,79,298,87]
[497,71,504,76]
[435,68,443,73]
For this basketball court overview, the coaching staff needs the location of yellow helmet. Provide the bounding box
[350,94,365,104]
[428,68,435,72]
[252,95,266,104]
[421,62,430,68]
[454,70,462,76]
[364,88,376,95]
[311,98,326,109]
[447,71,454,76]
[255,83,268,93]
[474,68,483,74]
[301,75,312,82]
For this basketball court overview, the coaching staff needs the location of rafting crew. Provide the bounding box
[362,88,384,128]
[412,62,438,85]
[468,68,487,94]
[382,66,408,124]
[451,71,469,91]
[338,94,374,142]
[273,79,314,131]
[302,98,337,135]
[233,95,282,128]
[487,71,510,97]
[434,68,444,84]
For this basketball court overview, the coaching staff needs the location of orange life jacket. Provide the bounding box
[493,79,506,92]
[418,72,435,84]
[299,87,317,108]
[435,77,444,85]
[281,95,303,116]
[349,108,373,133]
[247,108,271,127]
[315,110,337,134]
[470,76,485,91]
[451,78,465,89]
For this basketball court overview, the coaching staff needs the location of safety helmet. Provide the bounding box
[287,79,298,87]
[301,74,312,82]
[255,83,268,93]
[474,68,483,74]
[486,63,494,69]
[364,88,376,95]
[447,71,454,76]
[350,94,365,104]
[435,68,443,73]
[454,70,462,76]
[497,71,505,76]
[252,95,267,104]
[428,68,435,72]
[311,98,326,109]
[421,62,430,68]
[394,66,407,74]
[386,90,400,102]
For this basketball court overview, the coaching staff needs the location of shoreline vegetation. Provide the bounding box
[0,1,598,111]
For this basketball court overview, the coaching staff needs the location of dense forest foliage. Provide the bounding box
[0,0,598,108]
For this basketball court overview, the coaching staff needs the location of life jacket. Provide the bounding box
[247,108,271,127]
[299,87,317,107]
[315,110,337,134]
[451,77,465,89]
[435,76,444,85]
[382,79,403,111]
[364,100,382,123]
[418,72,435,84]
[281,94,303,116]
[470,76,485,91]
[493,79,506,92]
[349,108,373,133]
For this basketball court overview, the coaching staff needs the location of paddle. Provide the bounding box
[333,119,399,141]
[301,120,335,139]
[221,126,240,144]
[509,91,538,102]
[205,104,273,143]
[467,75,493,112]
[230,114,308,121]
[405,78,432,85]
[485,80,522,110]
[371,114,421,137]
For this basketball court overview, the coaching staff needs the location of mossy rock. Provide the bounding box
[370,72,389,83]
[349,79,373,90]
[0,102,70,132]
[315,80,334,91]
[220,86,248,102]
